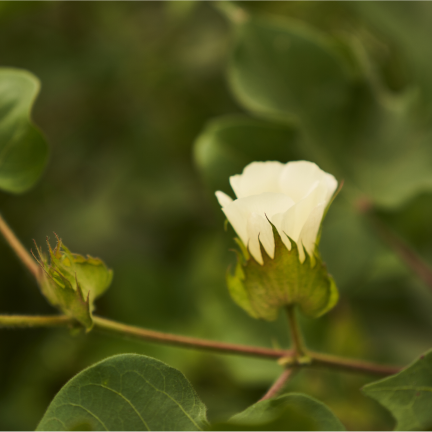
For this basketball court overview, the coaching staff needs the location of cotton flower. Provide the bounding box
[216,161,337,264]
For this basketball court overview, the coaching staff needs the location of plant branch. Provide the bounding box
[358,201,432,292]
[285,305,306,357]
[0,314,71,328]
[0,213,41,280]
[307,350,402,376]
[0,314,292,360]
[259,367,296,401]
[374,217,432,291]
[92,316,291,359]
[0,314,402,375]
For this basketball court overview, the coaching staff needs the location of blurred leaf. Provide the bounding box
[231,393,346,432]
[37,354,208,431]
[228,226,338,321]
[352,2,432,107]
[210,393,345,431]
[194,115,300,194]
[0,68,48,193]
[34,236,113,330]
[363,349,432,431]
[224,10,432,210]
[209,408,317,432]
[227,12,355,147]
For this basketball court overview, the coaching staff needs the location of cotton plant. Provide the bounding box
[1,26,431,428]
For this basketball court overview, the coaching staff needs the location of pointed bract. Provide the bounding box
[227,224,338,320]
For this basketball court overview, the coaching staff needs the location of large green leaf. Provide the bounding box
[210,393,345,431]
[193,115,300,194]
[363,349,432,431]
[227,13,356,149]
[0,68,49,193]
[37,354,208,431]
[352,2,432,108]
[224,10,432,210]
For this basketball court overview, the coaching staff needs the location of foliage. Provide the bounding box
[363,349,432,431]
[0,68,48,193]
[37,354,208,431]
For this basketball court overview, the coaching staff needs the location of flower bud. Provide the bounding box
[216,161,339,320]
[33,235,113,330]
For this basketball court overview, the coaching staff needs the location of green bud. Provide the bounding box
[227,224,338,321]
[33,235,113,330]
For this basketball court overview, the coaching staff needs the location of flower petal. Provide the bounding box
[298,202,326,262]
[222,192,295,263]
[279,161,335,203]
[272,181,328,253]
[215,191,233,208]
[230,161,285,198]
[247,212,275,264]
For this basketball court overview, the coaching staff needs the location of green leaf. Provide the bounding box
[231,393,346,432]
[193,114,300,194]
[34,236,113,330]
[0,68,49,193]
[210,393,345,431]
[37,354,208,431]
[227,225,338,321]
[363,349,432,431]
[227,13,354,146]
[353,2,432,107]
[226,11,432,210]
[209,408,317,432]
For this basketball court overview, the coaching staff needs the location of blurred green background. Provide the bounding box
[1,2,432,430]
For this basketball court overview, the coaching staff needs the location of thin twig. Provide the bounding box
[0,314,401,376]
[374,217,432,290]
[0,213,41,280]
[0,314,292,360]
[308,350,402,376]
[358,201,432,292]
[259,368,295,401]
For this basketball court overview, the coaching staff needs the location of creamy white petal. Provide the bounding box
[221,203,249,247]
[274,181,328,245]
[279,161,333,202]
[323,173,338,202]
[230,161,285,198]
[297,202,326,262]
[246,212,275,264]
[215,191,233,208]
[222,193,295,263]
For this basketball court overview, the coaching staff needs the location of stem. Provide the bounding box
[0,314,402,376]
[286,306,305,357]
[358,202,432,292]
[0,315,71,328]
[0,314,291,360]
[92,316,290,359]
[0,213,41,280]
[375,218,432,291]
[308,350,401,376]
[259,368,295,401]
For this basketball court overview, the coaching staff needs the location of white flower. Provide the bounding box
[216,161,338,265]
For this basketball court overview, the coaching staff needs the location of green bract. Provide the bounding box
[227,225,338,321]
[34,236,113,330]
